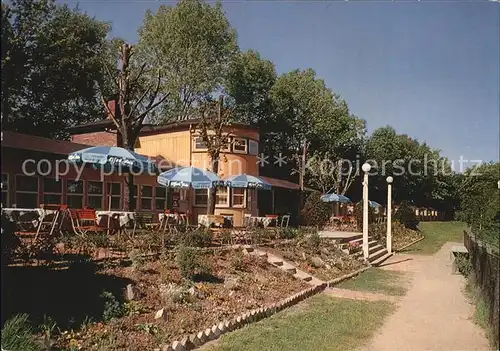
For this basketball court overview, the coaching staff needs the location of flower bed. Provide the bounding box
[269,238,367,282]
[49,248,308,350]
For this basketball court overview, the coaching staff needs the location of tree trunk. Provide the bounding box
[120,128,136,212]
[207,154,219,215]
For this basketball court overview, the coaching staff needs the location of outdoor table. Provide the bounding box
[250,216,276,228]
[95,211,136,229]
[2,207,58,233]
[198,214,225,228]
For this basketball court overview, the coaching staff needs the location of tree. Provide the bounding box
[1,0,111,138]
[101,42,169,210]
[306,151,355,195]
[197,96,234,214]
[267,69,366,195]
[225,49,276,125]
[137,0,238,122]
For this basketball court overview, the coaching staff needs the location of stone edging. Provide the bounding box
[326,265,371,288]
[161,283,327,351]
[394,236,425,252]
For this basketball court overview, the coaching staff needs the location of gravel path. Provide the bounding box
[360,242,491,351]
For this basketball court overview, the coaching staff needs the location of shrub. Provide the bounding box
[175,227,213,247]
[230,250,246,271]
[176,245,212,280]
[278,227,300,239]
[129,249,144,270]
[300,192,331,228]
[100,291,124,322]
[394,201,419,230]
[1,214,21,265]
[354,201,376,231]
[307,231,321,250]
[1,314,43,351]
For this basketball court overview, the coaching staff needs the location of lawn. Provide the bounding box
[407,221,467,254]
[207,295,395,351]
[336,268,408,296]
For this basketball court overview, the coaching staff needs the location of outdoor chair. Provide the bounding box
[133,212,159,236]
[280,214,290,228]
[70,208,106,235]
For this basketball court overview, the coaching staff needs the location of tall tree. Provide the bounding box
[225,49,276,125]
[1,0,111,138]
[137,0,238,122]
[197,96,234,214]
[101,42,169,210]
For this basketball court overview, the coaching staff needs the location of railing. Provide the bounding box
[463,230,499,347]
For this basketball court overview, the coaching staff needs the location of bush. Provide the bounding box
[176,245,212,280]
[354,201,376,231]
[1,215,21,266]
[278,227,300,240]
[394,201,419,230]
[229,250,246,271]
[1,314,43,351]
[174,227,213,247]
[300,192,331,228]
[307,231,321,250]
[129,249,144,270]
[100,291,124,322]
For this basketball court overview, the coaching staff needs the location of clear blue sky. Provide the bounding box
[63,0,499,165]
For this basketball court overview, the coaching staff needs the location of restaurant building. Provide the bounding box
[1,117,303,226]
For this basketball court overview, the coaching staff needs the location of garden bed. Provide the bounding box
[45,248,308,350]
[371,222,424,251]
[268,238,367,281]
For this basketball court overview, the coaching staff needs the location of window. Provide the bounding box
[248,140,259,156]
[87,181,103,209]
[43,178,62,205]
[233,138,247,154]
[193,136,208,150]
[194,189,208,206]
[67,179,84,209]
[221,137,231,152]
[107,182,122,210]
[15,175,38,208]
[140,185,153,210]
[1,173,8,207]
[155,186,167,211]
[216,187,229,206]
[232,188,245,207]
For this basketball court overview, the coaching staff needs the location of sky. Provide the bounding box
[61,0,499,166]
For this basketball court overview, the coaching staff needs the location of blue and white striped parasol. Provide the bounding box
[224,174,272,190]
[320,193,351,203]
[157,166,221,189]
[68,146,157,173]
[369,200,382,208]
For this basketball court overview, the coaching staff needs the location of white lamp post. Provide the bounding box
[362,163,371,259]
[386,176,393,254]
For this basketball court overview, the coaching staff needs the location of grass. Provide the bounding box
[464,274,499,349]
[405,221,467,255]
[208,295,394,351]
[336,268,408,296]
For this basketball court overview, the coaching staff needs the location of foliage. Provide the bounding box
[454,254,472,276]
[225,49,276,125]
[100,291,124,322]
[138,0,238,121]
[129,249,144,270]
[307,231,321,251]
[354,201,376,231]
[1,214,21,265]
[176,245,212,280]
[364,126,460,213]
[1,314,43,351]
[394,201,419,230]
[457,162,500,246]
[306,151,356,195]
[300,192,331,228]
[174,227,213,247]
[277,227,301,240]
[229,250,247,272]
[1,0,111,138]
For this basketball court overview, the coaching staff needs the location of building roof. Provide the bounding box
[259,176,301,190]
[1,130,91,155]
[67,118,259,135]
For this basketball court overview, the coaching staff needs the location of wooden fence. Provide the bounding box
[463,230,499,346]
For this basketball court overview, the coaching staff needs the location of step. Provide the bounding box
[302,276,313,282]
[285,267,297,274]
[371,252,393,266]
[258,253,268,259]
[272,260,284,266]
[344,240,378,253]
[368,244,384,255]
[368,248,388,263]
